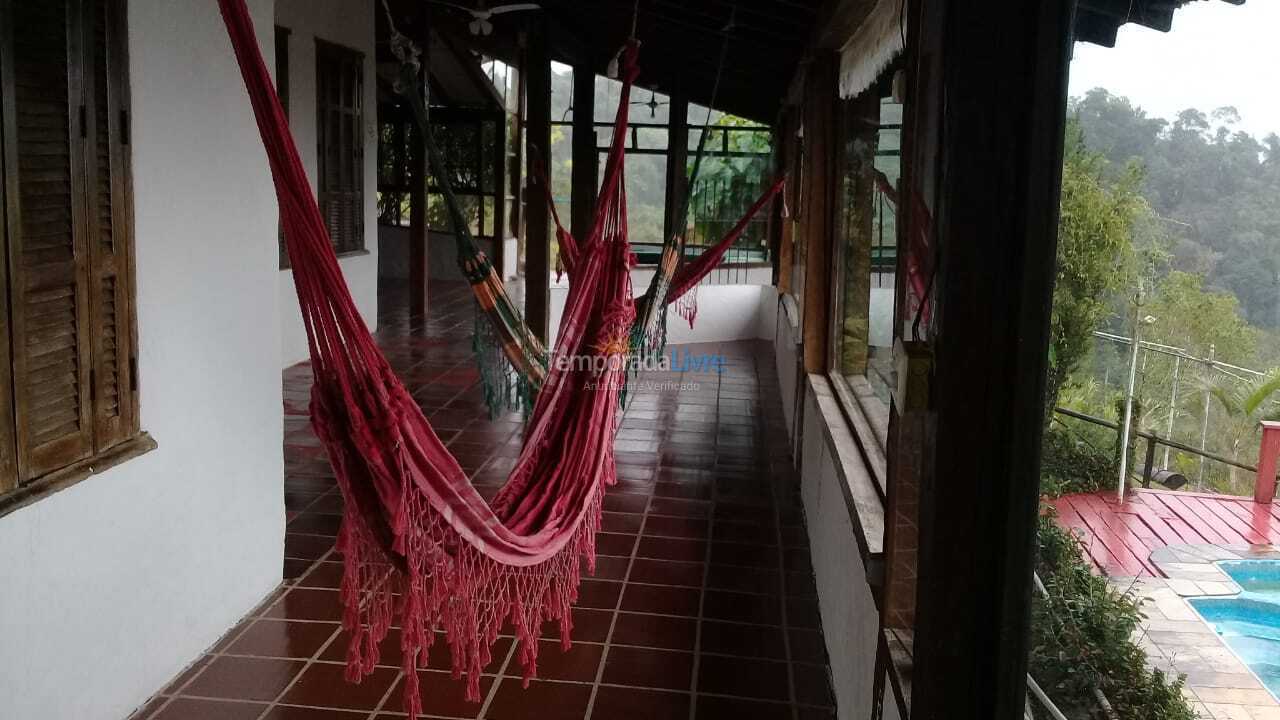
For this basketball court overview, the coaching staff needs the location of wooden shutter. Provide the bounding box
[83,0,134,451]
[316,41,363,254]
[0,0,94,481]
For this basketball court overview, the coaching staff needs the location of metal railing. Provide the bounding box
[1054,406,1257,490]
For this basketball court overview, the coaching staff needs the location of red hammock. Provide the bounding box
[219,1,641,716]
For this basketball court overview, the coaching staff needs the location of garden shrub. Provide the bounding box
[1040,424,1118,497]
[1030,514,1195,720]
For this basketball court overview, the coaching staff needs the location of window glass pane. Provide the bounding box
[636,127,668,151]
[551,124,573,246]
[551,62,573,122]
[595,126,614,149]
[834,94,902,403]
[630,89,671,124]
[482,196,495,237]
[606,151,666,251]
[687,157,772,264]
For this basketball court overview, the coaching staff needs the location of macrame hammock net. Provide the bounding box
[217,0,782,716]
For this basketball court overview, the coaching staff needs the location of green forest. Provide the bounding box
[1048,89,1280,494]
[546,65,773,255]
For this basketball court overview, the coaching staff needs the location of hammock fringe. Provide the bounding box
[473,305,535,417]
[336,466,605,715]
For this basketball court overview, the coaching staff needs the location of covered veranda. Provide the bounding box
[126,283,833,719]
[1,0,1236,719]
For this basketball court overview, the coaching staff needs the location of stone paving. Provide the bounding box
[1121,544,1280,719]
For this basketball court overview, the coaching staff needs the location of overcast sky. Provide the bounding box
[1069,1,1280,140]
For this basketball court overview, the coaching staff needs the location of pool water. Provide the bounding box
[1189,560,1280,698]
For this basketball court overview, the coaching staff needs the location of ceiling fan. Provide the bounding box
[433,1,541,36]
[632,90,669,119]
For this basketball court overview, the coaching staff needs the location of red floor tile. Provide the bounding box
[390,670,493,719]
[601,646,694,691]
[701,590,782,625]
[611,612,698,651]
[699,620,786,659]
[260,706,368,720]
[696,654,790,701]
[225,620,336,659]
[620,584,701,617]
[591,686,690,719]
[530,640,604,682]
[485,679,592,720]
[279,663,399,710]
[266,589,343,622]
[150,697,268,720]
[182,656,304,702]
[695,694,792,720]
[129,284,834,720]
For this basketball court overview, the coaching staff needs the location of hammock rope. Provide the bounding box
[633,7,736,350]
[381,9,548,415]
[219,1,639,716]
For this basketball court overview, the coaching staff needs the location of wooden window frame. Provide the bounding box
[826,71,909,491]
[0,0,151,518]
[314,38,365,257]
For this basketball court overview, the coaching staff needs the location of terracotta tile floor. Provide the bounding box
[130,281,834,720]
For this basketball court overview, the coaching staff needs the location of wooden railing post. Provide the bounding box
[1254,421,1280,504]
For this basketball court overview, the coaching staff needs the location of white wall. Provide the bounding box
[277,0,378,366]
[548,277,781,349]
[0,2,285,718]
[772,292,803,440]
[798,387,884,720]
[377,225,499,283]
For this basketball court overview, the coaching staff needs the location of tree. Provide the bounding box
[1044,121,1145,429]
[1072,89,1280,331]
[1144,271,1258,361]
[1200,371,1280,492]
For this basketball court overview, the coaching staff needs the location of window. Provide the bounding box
[274,26,290,118]
[831,87,903,406]
[0,0,141,496]
[315,40,364,254]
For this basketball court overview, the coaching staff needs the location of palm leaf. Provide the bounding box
[1245,372,1280,416]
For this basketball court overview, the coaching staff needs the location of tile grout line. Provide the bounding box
[474,632,519,719]
[251,551,346,720]
[583,373,658,720]
[363,685,399,720]
[136,552,313,720]
[761,344,803,720]
[687,364,723,720]
[142,338,831,720]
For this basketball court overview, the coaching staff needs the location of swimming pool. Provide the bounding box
[1189,560,1280,698]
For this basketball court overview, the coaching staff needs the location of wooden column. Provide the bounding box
[512,57,526,247]
[408,119,429,318]
[493,110,507,279]
[800,54,839,373]
[663,91,689,243]
[406,2,430,318]
[570,61,597,242]
[907,1,1076,718]
[775,111,798,295]
[523,19,552,341]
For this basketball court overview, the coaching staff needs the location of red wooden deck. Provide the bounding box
[1051,489,1280,576]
